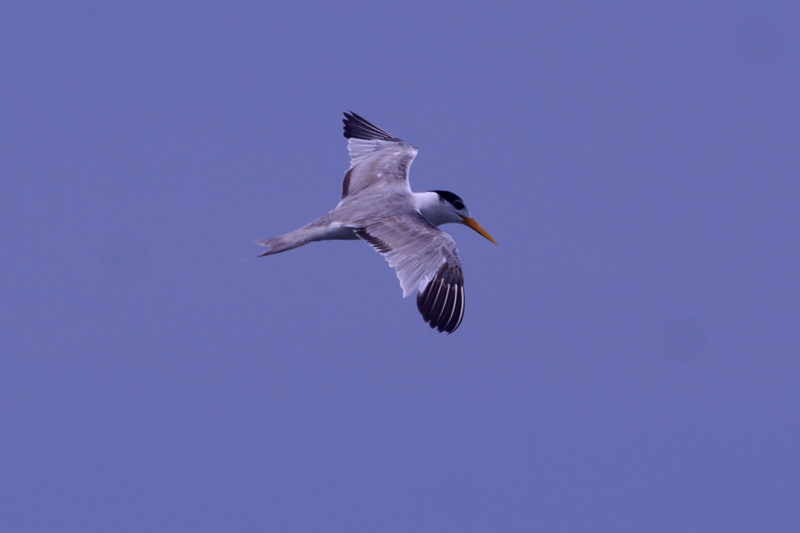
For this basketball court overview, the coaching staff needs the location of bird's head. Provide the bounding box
[429,190,497,244]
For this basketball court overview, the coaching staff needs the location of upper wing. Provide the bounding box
[354,213,466,334]
[341,112,419,199]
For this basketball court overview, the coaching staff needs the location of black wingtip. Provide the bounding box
[342,111,400,142]
[416,263,465,334]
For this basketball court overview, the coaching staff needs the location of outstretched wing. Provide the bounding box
[355,213,465,334]
[341,112,419,199]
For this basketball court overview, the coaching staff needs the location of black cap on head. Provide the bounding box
[432,190,465,210]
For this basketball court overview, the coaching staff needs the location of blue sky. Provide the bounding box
[2,1,798,530]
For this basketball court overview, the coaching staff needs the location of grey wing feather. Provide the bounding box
[341,112,419,198]
[355,213,466,334]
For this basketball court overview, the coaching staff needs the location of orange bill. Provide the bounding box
[461,216,498,245]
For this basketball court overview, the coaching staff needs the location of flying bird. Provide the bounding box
[256,112,496,333]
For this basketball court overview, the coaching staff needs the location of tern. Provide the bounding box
[256,112,496,333]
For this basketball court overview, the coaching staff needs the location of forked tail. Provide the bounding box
[254,232,314,257]
[254,217,344,258]
[253,212,359,259]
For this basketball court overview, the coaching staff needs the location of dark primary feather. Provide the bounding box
[416,262,465,334]
[353,213,466,334]
[340,113,418,199]
[343,112,401,142]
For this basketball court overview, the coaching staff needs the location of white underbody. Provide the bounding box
[312,191,465,243]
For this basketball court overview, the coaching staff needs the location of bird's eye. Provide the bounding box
[454,201,464,210]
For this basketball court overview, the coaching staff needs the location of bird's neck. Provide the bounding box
[413,191,454,226]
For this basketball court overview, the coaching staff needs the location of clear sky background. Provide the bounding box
[2,1,798,531]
